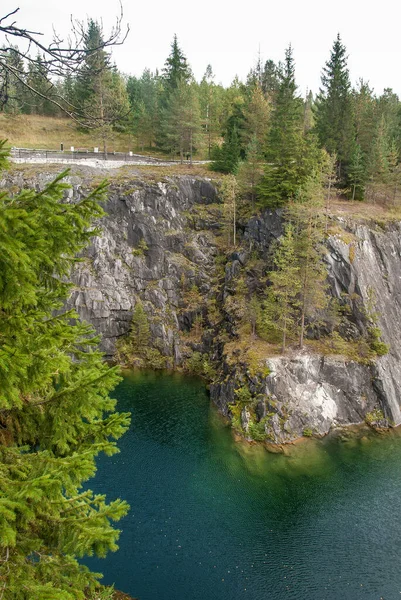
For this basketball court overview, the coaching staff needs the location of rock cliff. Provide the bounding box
[3,167,401,443]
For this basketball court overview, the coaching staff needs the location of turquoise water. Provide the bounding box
[87,371,401,600]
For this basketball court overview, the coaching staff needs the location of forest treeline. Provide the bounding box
[3,24,401,204]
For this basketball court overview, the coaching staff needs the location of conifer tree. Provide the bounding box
[26,54,59,116]
[199,65,224,158]
[348,143,366,200]
[289,176,329,348]
[74,20,131,150]
[130,301,151,352]
[261,59,281,102]
[162,34,192,92]
[0,142,130,599]
[162,80,201,162]
[1,45,28,114]
[258,46,306,207]
[352,80,376,156]
[220,174,238,246]
[314,34,354,180]
[237,134,263,208]
[242,85,271,150]
[265,223,300,351]
[386,140,401,204]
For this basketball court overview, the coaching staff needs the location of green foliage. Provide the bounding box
[162,34,192,91]
[161,80,201,162]
[116,301,167,369]
[364,288,390,357]
[263,173,330,349]
[184,351,216,381]
[368,327,390,356]
[228,403,243,432]
[132,238,149,256]
[258,46,307,207]
[210,126,242,174]
[314,34,354,180]
[348,143,366,200]
[248,418,269,441]
[263,223,300,350]
[0,142,130,598]
[234,385,252,403]
[365,408,385,425]
[303,428,313,437]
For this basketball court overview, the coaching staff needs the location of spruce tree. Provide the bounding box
[0,142,130,599]
[258,46,306,207]
[210,100,246,173]
[314,34,354,180]
[348,143,366,200]
[162,34,192,92]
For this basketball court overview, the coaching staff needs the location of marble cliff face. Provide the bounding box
[5,168,401,442]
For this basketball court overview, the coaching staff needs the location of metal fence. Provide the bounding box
[10,148,210,165]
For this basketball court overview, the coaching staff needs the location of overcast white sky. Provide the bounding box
[3,0,401,96]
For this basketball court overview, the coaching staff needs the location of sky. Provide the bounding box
[3,0,401,96]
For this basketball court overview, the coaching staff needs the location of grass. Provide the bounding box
[0,114,135,151]
[329,197,401,224]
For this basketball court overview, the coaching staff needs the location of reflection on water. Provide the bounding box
[86,370,401,600]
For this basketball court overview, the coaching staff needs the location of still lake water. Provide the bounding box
[87,371,401,600]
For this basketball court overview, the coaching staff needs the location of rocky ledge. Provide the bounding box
[3,167,401,443]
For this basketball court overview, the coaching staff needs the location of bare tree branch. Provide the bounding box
[0,3,130,126]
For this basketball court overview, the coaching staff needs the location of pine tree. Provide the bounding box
[220,174,238,246]
[265,223,300,351]
[386,140,401,204]
[237,134,263,208]
[210,101,246,174]
[242,85,271,150]
[289,176,329,348]
[314,34,354,180]
[366,114,390,202]
[199,65,223,158]
[0,142,130,599]
[127,69,161,149]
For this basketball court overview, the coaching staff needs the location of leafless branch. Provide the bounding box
[0,3,130,126]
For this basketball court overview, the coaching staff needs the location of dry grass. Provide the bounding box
[118,163,215,181]
[0,114,135,151]
[329,197,401,224]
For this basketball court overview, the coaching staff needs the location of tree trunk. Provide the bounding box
[233,195,236,247]
[325,177,332,234]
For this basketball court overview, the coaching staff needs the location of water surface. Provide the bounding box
[87,371,401,600]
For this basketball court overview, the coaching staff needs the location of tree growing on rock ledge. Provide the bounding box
[0,141,130,599]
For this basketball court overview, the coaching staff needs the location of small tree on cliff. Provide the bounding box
[264,223,300,351]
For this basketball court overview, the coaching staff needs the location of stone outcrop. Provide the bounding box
[68,174,218,359]
[3,167,401,443]
[212,215,401,441]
